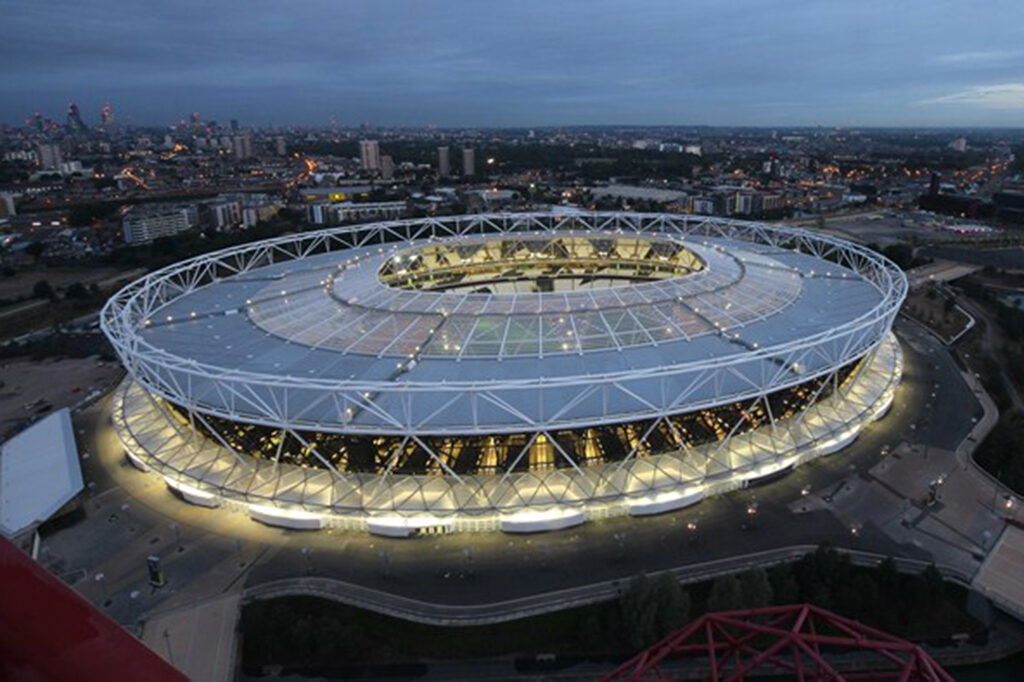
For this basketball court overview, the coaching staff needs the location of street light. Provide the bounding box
[94,572,107,603]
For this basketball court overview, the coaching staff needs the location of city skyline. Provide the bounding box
[3,0,1023,128]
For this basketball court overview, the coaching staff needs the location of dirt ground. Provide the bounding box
[903,285,972,343]
[0,357,123,438]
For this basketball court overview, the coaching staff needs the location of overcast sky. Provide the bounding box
[2,0,1023,128]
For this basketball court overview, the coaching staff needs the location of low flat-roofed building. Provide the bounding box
[308,200,406,225]
[123,205,196,244]
[0,409,82,540]
[590,184,688,203]
[298,185,375,204]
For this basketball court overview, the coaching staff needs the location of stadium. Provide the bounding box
[101,212,906,536]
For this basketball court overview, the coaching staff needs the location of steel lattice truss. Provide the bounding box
[101,213,905,435]
[604,603,954,682]
[112,335,898,523]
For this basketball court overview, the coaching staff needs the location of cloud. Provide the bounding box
[919,83,1024,109]
[937,50,1022,64]
[4,0,1024,125]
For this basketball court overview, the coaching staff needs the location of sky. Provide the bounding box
[2,0,1023,128]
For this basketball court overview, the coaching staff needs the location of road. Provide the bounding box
[949,289,1024,411]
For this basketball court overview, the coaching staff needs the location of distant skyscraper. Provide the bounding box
[381,155,395,181]
[437,146,451,178]
[360,140,381,171]
[36,143,63,169]
[275,137,287,156]
[230,119,240,132]
[66,103,87,132]
[100,103,114,127]
[462,147,475,177]
[949,137,967,153]
[232,135,254,159]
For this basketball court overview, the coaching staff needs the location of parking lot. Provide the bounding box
[0,356,123,437]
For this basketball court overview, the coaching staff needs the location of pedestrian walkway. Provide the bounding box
[973,524,1024,623]
[142,592,241,682]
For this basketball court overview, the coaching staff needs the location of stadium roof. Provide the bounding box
[103,213,904,435]
[135,234,882,430]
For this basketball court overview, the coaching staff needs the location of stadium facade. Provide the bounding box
[101,212,905,535]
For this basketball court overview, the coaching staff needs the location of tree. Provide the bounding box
[576,611,606,651]
[837,571,878,619]
[289,615,317,660]
[618,574,660,649]
[737,568,774,609]
[877,557,901,595]
[69,201,119,227]
[707,574,744,612]
[32,279,55,300]
[652,573,690,636]
[65,282,89,300]
[768,566,799,605]
[25,241,46,262]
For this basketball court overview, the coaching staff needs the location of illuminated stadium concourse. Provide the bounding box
[101,212,906,536]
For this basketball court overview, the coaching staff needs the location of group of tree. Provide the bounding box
[241,598,367,665]
[974,412,1024,494]
[580,572,691,651]
[32,279,56,300]
[68,200,120,227]
[31,279,100,303]
[957,273,1024,338]
[237,545,977,670]
[0,330,113,362]
[867,242,932,271]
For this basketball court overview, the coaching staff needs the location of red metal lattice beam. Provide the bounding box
[604,603,954,682]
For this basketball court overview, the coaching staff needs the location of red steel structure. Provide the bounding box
[0,535,186,682]
[605,603,953,682]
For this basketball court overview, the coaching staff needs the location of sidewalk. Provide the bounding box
[142,592,241,682]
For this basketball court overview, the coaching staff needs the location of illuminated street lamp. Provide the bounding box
[94,572,107,602]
